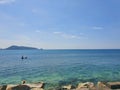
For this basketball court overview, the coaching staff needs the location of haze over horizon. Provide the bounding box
[0,0,120,49]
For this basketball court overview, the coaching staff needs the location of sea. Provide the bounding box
[0,49,120,88]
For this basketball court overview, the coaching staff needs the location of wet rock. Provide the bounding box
[0,85,7,90]
[6,85,17,90]
[26,82,45,89]
[97,82,110,90]
[6,85,30,90]
[6,83,45,90]
[76,88,89,90]
[62,85,72,90]
[77,82,94,89]
[107,82,120,89]
[31,88,44,90]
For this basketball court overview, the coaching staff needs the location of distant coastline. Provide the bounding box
[0,46,120,51]
[2,45,43,50]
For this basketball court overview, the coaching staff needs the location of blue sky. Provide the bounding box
[0,0,120,49]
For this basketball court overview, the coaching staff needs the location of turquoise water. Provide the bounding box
[0,49,120,87]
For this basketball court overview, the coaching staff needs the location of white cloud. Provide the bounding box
[53,31,63,34]
[35,30,41,33]
[53,31,81,39]
[0,0,15,4]
[62,34,81,39]
[92,26,103,30]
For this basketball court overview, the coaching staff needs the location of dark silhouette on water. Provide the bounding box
[25,57,27,59]
[21,56,28,60]
[21,56,24,60]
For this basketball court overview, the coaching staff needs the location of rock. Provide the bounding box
[5,82,45,90]
[97,82,110,90]
[26,82,45,89]
[6,83,45,90]
[77,82,94,89]
[86,82,94,88]
[31,88,44,90]
[6,85,31,90]
[107,82,120,89]
[76,88,89,90]
[62,85,72,90]
[6,85,17,90]
[77,83,88,89]
[0,85,7,90]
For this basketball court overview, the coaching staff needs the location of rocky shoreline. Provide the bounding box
[0,81,120,90]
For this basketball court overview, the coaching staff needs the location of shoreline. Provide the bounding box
[0,80,120,90]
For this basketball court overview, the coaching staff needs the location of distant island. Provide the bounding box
[4,45,40,50]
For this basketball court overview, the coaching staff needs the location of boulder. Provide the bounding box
[62,85,72,90]
[97,82,110,90]
[6,85,17,90]
[0,81,45,90]
[77,82,94,89]
[6,85,30,90]
[76,88,89,90]
[0,85,7,90]
[26,82,45,89]
[31,88,44,90]
[107,82,120,89]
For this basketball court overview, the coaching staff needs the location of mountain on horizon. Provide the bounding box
[5,45,39,50]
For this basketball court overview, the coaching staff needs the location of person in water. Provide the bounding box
[21,56,28,59]
[21,56,24,59]
[25,57,27,59]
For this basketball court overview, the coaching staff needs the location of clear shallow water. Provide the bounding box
[0,49,120,87]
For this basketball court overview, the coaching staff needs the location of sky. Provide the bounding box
[0,0,120,49]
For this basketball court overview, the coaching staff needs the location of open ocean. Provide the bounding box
[0,49,120,87]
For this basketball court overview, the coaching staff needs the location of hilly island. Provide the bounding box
[4,45,39,50]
